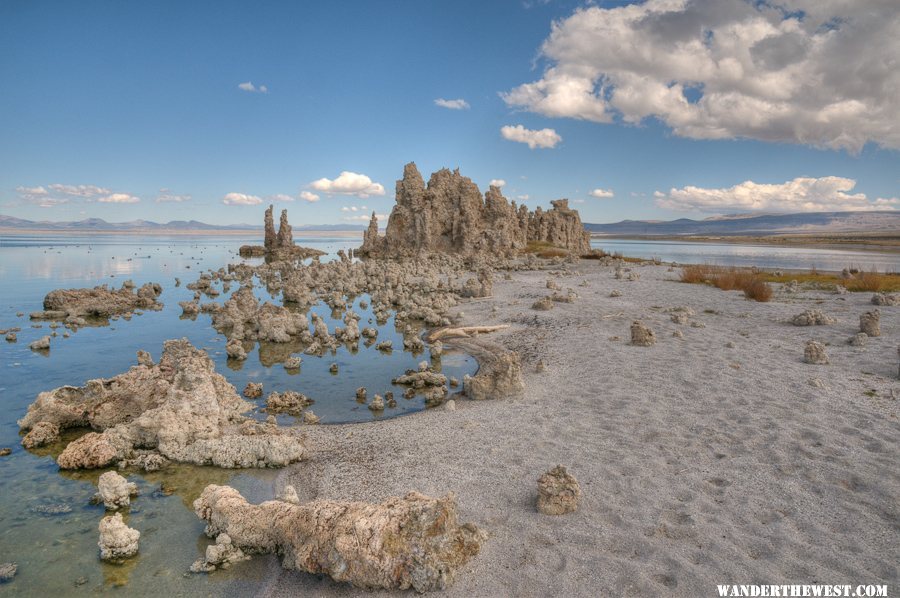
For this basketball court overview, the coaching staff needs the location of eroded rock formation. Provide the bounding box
[790,309,836,326]
[240,204,325,261]
[98,513,140,561]
[193,484,485,592]
[32,282,162,320]
[537,465,581,515]
[359,163,589,257]
[18,340,305,469]
[859,309,881,337]
[804,340,829,364]
[96,471,138,510]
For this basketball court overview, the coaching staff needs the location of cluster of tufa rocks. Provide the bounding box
[359,162,590,258]
[238,205,326,262]
[18,339,306,469]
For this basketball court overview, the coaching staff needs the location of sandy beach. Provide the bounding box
[266,260,899,596]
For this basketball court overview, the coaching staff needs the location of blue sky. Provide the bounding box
[1,0,898,225]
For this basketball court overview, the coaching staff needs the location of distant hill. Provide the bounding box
[585,211,900,236]
[0,215,367,232]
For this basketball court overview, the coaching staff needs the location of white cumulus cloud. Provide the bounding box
[223,192,263,206]
[654,176,894,213]
[589,188,614,199]
[98,193,140,204]
[310,171,385,198]
[489,179,506,188]
[238,81,268,93]
[269,194,294,202]
[500,124,562,149]
[501,0,900,152]
[299,191,320,202]
[434,98,470,110]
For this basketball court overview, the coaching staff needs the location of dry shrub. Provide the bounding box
[680,264,772,302]
[742,277,773,302]
[680,264,716,284]
[845,270,895,292]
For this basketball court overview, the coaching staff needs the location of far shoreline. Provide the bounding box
[590,232,900,254]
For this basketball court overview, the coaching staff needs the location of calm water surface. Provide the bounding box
[0,233,475,595]
[591,238,900,272]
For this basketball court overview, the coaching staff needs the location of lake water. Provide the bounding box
[0,233,476,595]
[590,238,900,272]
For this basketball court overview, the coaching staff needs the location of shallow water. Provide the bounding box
[590,238,900,272]
[0,233,475,595]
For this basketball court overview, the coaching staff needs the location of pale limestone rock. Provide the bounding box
[21,421,60,448]
[804,340,829,365]
[859,310,880,337]
[98,513,139,561]
[193,484,484,592]
[537,465,581,515]
[97,471,138,510]
[791,309,836,326]
[19,339,305,470]
[630,321,656,346]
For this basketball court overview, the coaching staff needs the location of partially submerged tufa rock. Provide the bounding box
[36,282,162,320]
[190,533,249,573]
[96,471,138,510]
[193,484,485,592]
[537,465,581,515]
[18,339,305,469]
[98,512,140,561]
[21,421,60,448]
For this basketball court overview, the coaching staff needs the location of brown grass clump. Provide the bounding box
[742,277,773,302]
[524,241,570,258]
[757,269,900,292]
[845,270,896,292]
[679,264,773,302]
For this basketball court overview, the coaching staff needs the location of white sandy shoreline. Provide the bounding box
[260,260,898,597]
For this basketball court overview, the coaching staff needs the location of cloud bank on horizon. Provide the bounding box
[655,177,900,213]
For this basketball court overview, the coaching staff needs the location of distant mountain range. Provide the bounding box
[1,211,897,236]
[585,211,900,236]
[0,215,367,232]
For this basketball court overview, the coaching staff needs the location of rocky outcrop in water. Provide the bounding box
[240,205,324,262]
[98,512,140,561]
[32,282,162,321]
[359,163,589,257]
[96,471,138,510]
[18,340,305,469]
[193,484,485,592]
